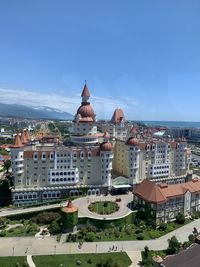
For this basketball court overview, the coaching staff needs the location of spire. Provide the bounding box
[24,130,30,141]
[20,131,27,144]
[81,82,90,101]
[12,134,24,148]
[110,108,126,123]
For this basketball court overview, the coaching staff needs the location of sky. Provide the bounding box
[0,0,200,121]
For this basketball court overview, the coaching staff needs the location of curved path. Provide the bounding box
[0,217,200,257]
[27,255,36,267]
[72,193,133,219]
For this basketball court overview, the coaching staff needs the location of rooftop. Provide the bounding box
[133,178,200,204]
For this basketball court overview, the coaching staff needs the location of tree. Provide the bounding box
[175,213,185,224]
[188,234,195,243]
[143,246,150,258]
[3,160,11,173]
[167,236,180,255]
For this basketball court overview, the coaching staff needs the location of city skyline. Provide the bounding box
[0,1,200,121]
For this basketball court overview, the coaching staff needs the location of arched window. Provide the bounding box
[80,151,84,159]
[33,152,38,161]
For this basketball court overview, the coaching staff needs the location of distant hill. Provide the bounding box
[0,103,73,120]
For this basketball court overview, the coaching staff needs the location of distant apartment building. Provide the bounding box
[133,178,200,224]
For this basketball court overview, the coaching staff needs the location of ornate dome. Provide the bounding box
[100,142,113,151]
[76,103,95,122]
[126,137,139,146]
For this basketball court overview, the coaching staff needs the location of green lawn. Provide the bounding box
[33,252,131,267]
[88,201,119,215]
[0,256,27,267]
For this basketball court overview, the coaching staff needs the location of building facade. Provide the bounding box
[133,178,200,224]
[112,137,190,186]
[10,84,113,206]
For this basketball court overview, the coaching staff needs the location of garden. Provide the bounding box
[66,212,192,243]
[0,211,62,238]
[88,201,119,215]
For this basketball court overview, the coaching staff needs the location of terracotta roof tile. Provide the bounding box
[134,179,200,204]
[134,179,167,203]
[11,134,24,148]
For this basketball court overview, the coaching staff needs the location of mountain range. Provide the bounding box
[0,103,73,120]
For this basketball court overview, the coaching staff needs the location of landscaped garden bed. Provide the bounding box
[88,201,119,215]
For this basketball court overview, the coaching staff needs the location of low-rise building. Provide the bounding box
[133,178,200,224]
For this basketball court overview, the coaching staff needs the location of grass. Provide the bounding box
[88,201,119,215]
[0,256,27,267]
[33,252,131,267]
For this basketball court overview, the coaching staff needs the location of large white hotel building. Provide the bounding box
[10,84,191,205]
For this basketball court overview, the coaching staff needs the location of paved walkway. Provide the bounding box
[73,193,133,219]
[127,251,142,267]
[27,255,36,267]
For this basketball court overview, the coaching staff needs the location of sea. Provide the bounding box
[133,121,200,129]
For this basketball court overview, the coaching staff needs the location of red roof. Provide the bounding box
[134,179,200,204]
[81,84,90,97]
[110,108,126,123]
[62,200,78,213]
[11,134,24,148]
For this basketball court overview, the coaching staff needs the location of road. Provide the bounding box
[0,216,200,257]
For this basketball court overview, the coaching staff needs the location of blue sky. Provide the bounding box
[0,0,200,121]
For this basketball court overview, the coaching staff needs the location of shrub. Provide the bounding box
[85,232,95,242]
[49,220,61,235]
[0,230,6,237]
[146,218,156,229]
[0,217,6,229]
[175,213,185,224]
[87,258,92,264]
[149,230,160,239]
[26,223,39,234]
[167,236,180,255]
[159,222,167,231]
[136,233,144,240]
[32,212,61,224]
[188,234,195,243]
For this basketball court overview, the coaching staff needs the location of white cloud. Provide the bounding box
[0,88,138,119]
